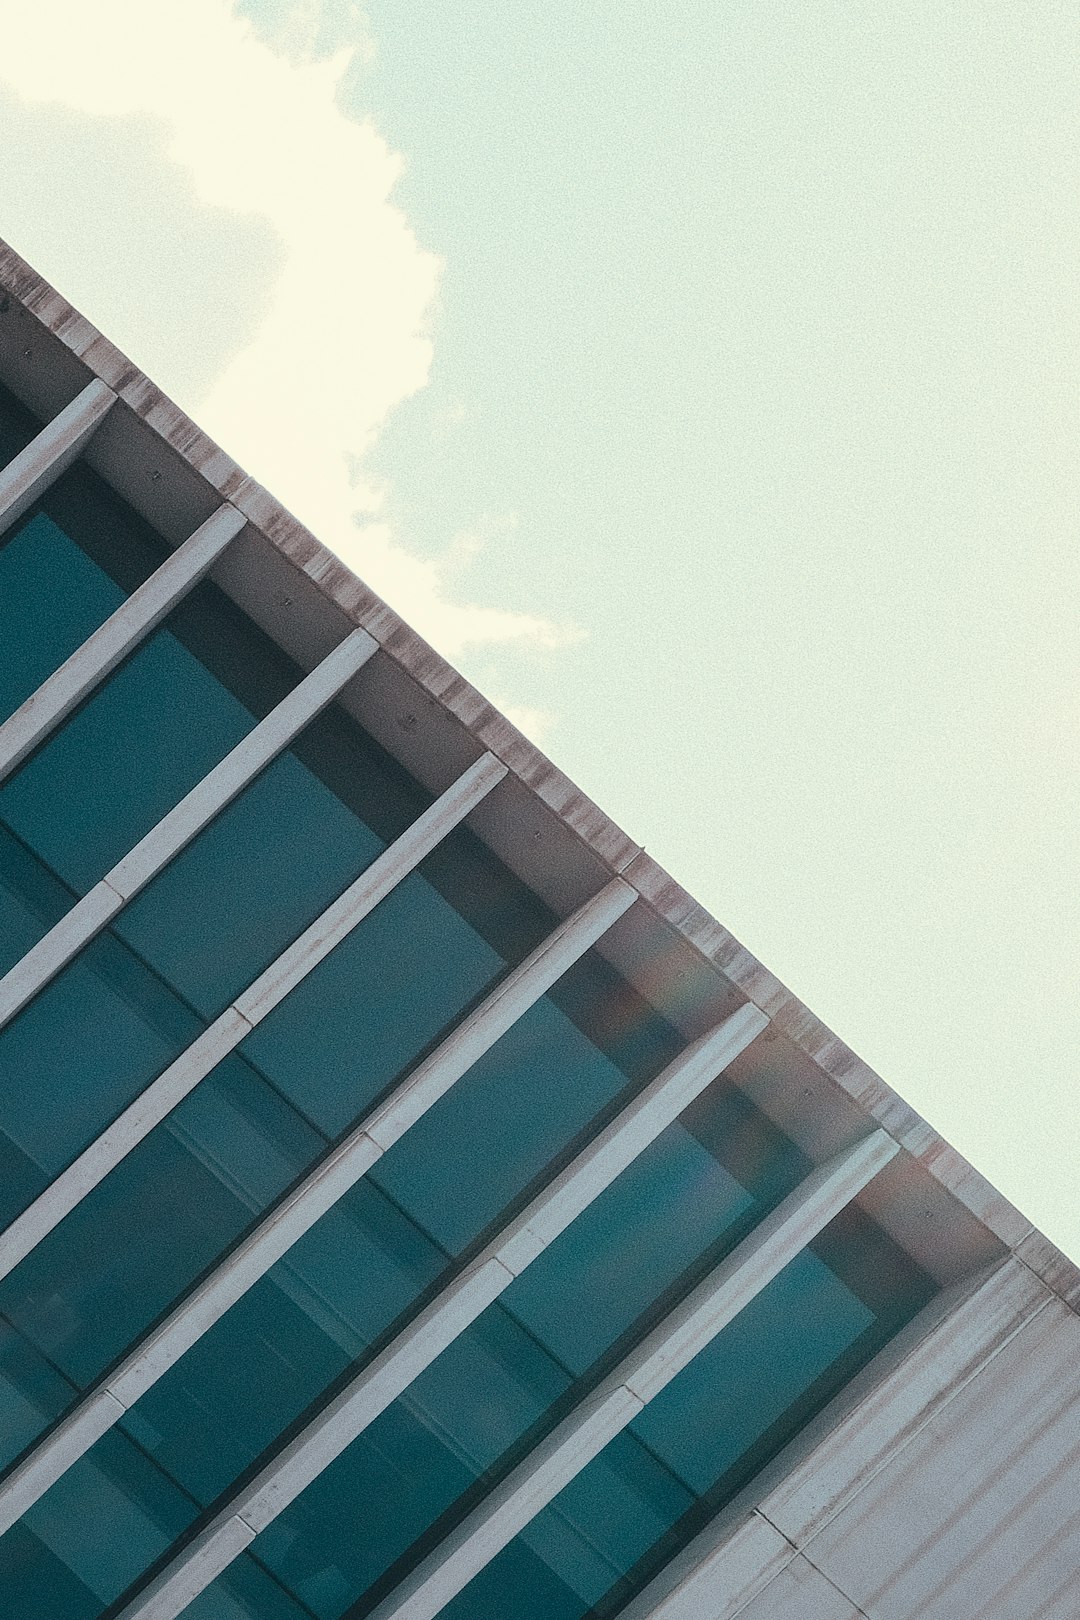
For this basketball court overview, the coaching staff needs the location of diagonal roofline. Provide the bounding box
[1,232,1075,1303]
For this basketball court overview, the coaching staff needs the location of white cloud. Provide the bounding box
[0,0,569,658]
[489,699,559,746]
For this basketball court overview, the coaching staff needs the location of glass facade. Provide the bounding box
[0,380,941,1620]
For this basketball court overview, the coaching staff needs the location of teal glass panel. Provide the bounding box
[433,1210,936,1620]
[0,420,172,728]
[67,946,684,1526]
[0,546,296,1217]
[237,857,509,1135]
[0,1427,197,1618]
[0,687,436,1227]
[0,827,531,1466]
[0,442,306,985]
[0,1525,101,1620]
[0,942,685,1612]
[365,954,683,1257]
[213,1086,796,1619]
[0,822,72,982]
[500,1083,802,1375]
[121,1178,447,1505]
[0,514,126,721]
[0,611,261,894]
[0,1052,323,1399]
[0,1318,77,1476]
[185,1560,313,1620]
[0,1426,311,1620]
[0,926,202,1227]
[111,741,388,1020]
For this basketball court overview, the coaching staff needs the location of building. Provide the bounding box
[0,236,1076,1620]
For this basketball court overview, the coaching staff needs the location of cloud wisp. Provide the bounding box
[0,0,571,664]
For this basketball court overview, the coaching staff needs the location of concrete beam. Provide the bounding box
[0,749,506,1285]
[0,378,115,536]
[0,503,245,783]
[105,1001,764,1620]
[0,627,378,1033]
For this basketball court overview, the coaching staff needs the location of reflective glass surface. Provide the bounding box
[0,800,557,1456]
[0,393,170,730]
[0,946,693,1607]
[0,383,941,1620]
[106,947,688,1505]
[0,479,439,1230]
[434,1208,936,1620]
[233,1085,805,1620]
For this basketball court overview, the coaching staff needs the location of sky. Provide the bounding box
[1,1,1077,1259]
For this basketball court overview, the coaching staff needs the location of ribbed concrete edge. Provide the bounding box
[621,1257,1055,1620]
[0,234,1035,1257]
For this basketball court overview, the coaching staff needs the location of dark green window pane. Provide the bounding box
[0,618,259,894]
[436,1213,936,1620]
[0,514,126,721]
[0,1524,101,1620]
[0,824,73,976]
[630,1246,874,1492]
[0,1428,197,1617]
[124,1179,448,1504]
[0,1056,321,1397]
[0,1318,77,1475]
[367,959,683,1257]
[240,861,508,1135]
[108,684,437,1023]
[187,1559,314,1620]
[0,945,685,1609]
[0,465,301,971]
[0,840,521,1462]
[87,948,685,1525]
[113,746,388,1019]
[255,1316,569,1620]
[0,928,202,1227]
[0,1431,312,1620]
[0,690,434,1221]
[237,1087,790,1619]
[501,1082,803,1376]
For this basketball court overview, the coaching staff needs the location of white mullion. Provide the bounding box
[102,1002,768,1620]
[0,626,378,1033]
[0,858,634,1538]
[0,503,246,784]
[0,748,507,1284]
[0,378,115,536]
[360,1129,899,1620]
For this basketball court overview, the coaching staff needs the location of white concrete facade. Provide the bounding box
[0,239,1078,1620]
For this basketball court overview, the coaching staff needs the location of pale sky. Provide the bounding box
[1,1,1077,1259]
